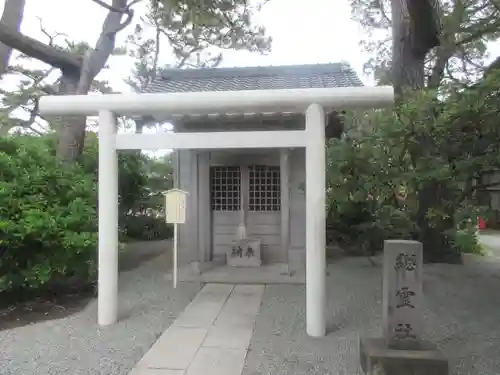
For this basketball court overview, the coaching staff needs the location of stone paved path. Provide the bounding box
[129,284,264,375]
[479,231,500,259]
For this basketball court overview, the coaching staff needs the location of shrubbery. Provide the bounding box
[0,135,97,293]
[0,134,172,294]
[121,213,173,241]
[326,73,500,260]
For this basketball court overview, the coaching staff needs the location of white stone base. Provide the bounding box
[227,239,262,267]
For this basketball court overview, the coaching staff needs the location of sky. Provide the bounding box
[3,0,500,92]
[10,0,373,93]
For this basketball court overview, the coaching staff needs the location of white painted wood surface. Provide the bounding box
[39,86,393,116]
[305,104,327,337]
[97,110,118,326]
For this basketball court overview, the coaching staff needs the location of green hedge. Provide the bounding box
[0,136,97,293]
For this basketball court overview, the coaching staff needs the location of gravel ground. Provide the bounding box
[243,257,500,375]
[0,251,201,375]
[3,239,500,375]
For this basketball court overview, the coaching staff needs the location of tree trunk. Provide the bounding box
[391,0,426,97]
[0,0,25,76]
[392,0,460,263]
[57,0,130,162]
[56,74,88,161]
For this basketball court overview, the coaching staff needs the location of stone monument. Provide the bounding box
[359,240,449,375]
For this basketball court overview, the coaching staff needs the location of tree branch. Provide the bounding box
[407,0,442,58]
[90,0,140,33]
[36,16,67,46]
[468,53,500,87]
[428,46,453,88]
[0,25,81,74]
[91,0,140,13]
[375,0,392,26]
[151,16,161,82]
[455,20,500,47]
[485,54,500,76]
[91,0,126,12]
[0,0,25,76]
[77,0,133,93]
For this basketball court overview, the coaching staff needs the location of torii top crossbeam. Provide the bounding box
[38,86,394,117]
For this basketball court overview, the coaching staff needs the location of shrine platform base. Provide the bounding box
[358,337,449,375]
[166,261,306,284]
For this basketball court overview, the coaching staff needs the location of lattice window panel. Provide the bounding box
[210,166,241,211]
[249,165,281,211]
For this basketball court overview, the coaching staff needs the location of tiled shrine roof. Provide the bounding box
[145,62,364,94]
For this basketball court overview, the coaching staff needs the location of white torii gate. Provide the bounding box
[39,85,394,337]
